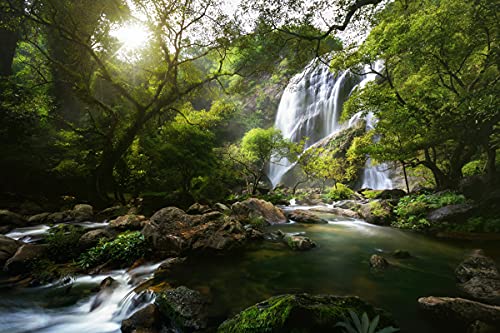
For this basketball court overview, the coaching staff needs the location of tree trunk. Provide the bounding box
[0,3,21,76]
[485,144,497,182]
[400,160,410,193]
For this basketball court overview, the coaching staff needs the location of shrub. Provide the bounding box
[79,231,149,269]
[462,160,484,177]
[326,183,354,201]
[45,224,85,262]
[442,217,500,233]
[362,190,382,199]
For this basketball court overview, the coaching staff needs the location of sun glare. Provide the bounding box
[111,23,149,53]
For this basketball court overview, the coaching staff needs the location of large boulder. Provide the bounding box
[95,205,129,222]
[27,212,51,225]
[231,198,287,225]
[186,203,212,215]
[109,214,147,230]
[359,200,394,226]
[285,210,327,224]
[78,229,115,251]
[217,294,397,333]
[121,304,162,333]
[70,204,94,222]
[427,204,475,224]
[378,189,406,200]
[4,244,48,275]
[0,209,28,233]
[455,249,500,305]
[418,296,500,327]
[156,286,208,331]
[0,235,22,266]
[283,233,316,251]
[310,206,361,219]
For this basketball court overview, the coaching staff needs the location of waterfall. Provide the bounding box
[268,60,393,190]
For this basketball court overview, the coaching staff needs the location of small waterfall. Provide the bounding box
[268,60,393,189]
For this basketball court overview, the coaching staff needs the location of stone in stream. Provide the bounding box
[285,209,327,224]
[370,254,389,269]
[0,235,22,266]
[122,303,162,333]
[0,209,28,233]
[231,198,287,225]
[109,214,147,230]
[155,286,208,331]
[70,204,94,222]
[217,294,397,332]
[78,228,115,251]
[283,233,316,251]
[392,249,412,259]
[4,244,48,275]
[310,206,361,219]
[90,276,120,311]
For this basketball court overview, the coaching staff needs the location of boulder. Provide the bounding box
[45,211,71,224]
[4,244,48,275]
[392,249,411,259]
[71,204,94,222]
[213,202,231,213]
[370,254,389,269]
[218,294,397,333]
[122,304,162,333]
[359,200,393,226]
[332,200,363,210]
[285,210,327,224]
[148,207,214,233]
[455,249,500,305]
[310,206,361,219]
[27,212,51,225]
[91,276,120,311]
[427,204,475,224]
[96,205,129,222]
[0,235,22,266]
[156,286,208,331]
[231,198,287,225]
[78,229,114,250]
[418,296,500,327]
[0,210,28,232]
[378,189,406,200]
[109,214,146,230]
[186,203,212,215]
[283,233,316,251]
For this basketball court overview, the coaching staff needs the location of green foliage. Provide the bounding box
[368,201,391,220]
[45,225,85,262]
[326,184,355,201]
[393,192,466,230]
[79,231,148,269]
[442,217,500,234]
[462,160,484,177]
[363,190,382,199]
[335,310,399,333]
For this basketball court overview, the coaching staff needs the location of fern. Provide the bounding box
[335,310,399,333]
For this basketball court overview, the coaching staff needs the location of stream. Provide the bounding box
[1,208,499,332]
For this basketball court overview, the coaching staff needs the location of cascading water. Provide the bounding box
[268,60,393,190]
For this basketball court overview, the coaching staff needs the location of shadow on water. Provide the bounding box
[166,218,500,333]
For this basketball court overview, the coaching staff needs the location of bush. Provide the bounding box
[462,160,484,177]
[326,183,354,201]
[79,231,149,269]
[46,224,85,262]
[442,217,500,233]
[392,191,466,231]
[362,190,382,199]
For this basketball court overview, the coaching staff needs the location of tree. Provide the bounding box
[8,0,242,202]
[335,0,499,189]
[227,127,297,194]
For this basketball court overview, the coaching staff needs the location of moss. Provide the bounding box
[363,190,382,199]
[217,294,396,333]
[368,201,391,219]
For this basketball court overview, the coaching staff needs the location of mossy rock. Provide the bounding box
[217,294,396,333]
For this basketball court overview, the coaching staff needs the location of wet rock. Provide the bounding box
[156,286,208,331]
[78,229,114,250]
[285,210,327,224]
[310,206,361,219]
[186,203,212,215]
[418,296,500,327]
[46,211,71,224]
[370,254,389,269]
[96,205,129,222]
[378,189,406,200]
[71,204,94,222]
[213,202,230,213]
[122,304,162,333]
[218,294,397,332]
[90,276,120,311]
[185,219,251,252]
[0,209,27,232]
[283,233,316,251]
[27,212,51,225]
[231,198,287,225]
[427,203,475,224]
[393,249,411,259]
[0,235,22,266]
[332,200,362,211]
[109,214,147,230]
[460,277,500,305]
[359,200,393,226]
[4,244,48,275]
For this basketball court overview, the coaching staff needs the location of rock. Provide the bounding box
[370,254,389,269]
[310,206,361,219]
[78,229,114,250]
[148,207,196,233]
[332,200,362,211]
[231,198,287,225]
[109,214,146,230]
[285,210,327,224]
[213,202,231,213]
[71,204,94,222]
[426,203,475,224]
[359,200,393,226]
[121,304,162,333]
[264,230,285,242]
[184,219,251,252]
[91,277,120,311]
[393,250,411,259]
[455,250,500,305]
[46,211,71,224]
[27,212,50,225]
[218,294,397,332]
[0,209,27,232]
[155,257,186,274]
[283,233,316,251]
[4,244,48,275]
[156,286,208,331]
[186,203,212,215]
[455,250,500,283]
[418,296,500,327]
[95,205,129,222]
[0,235,22,267]
[460,277,500,305]
[378,189,406,200]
